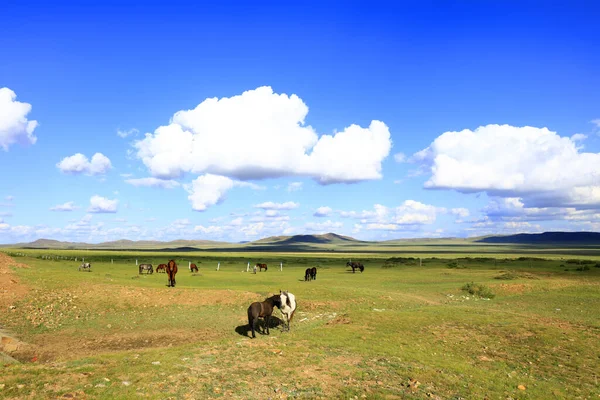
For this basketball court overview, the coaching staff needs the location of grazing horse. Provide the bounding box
[346,261,364,273]
[304,268,312,281]
[190,263,198,272]
[139,263,153,274]
[166,260,178,287]
[156,264,167,273]
[78,262,91,272]
[247,294,282,338]
[256,263,268,272]
[279,290,297,332]
[310,266,317,280]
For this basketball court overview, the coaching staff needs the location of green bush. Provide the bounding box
[461,282,495,299]
[447,261,466,269]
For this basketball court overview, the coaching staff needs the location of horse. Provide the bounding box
[346,261,364,273]
[190,263,198,272]
[247,294,282,338]
[279,290,297,332]
[256,263,268,272]
[166,259,178,287]
[78,262,91,272]
[304,268,312,281]
[156,264,167,273]
[310,266,317,280]
[139,264,153,274]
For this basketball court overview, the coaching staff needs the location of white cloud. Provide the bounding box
[5,196,14,202]
[313,206,332,217]
[50,201,77,212]
[125,177,181,189]
[88,195,118,213]
[415,124,600,208]
[117,128,139,138]
[255,201,299,210]
[185,174,235,211]
[571,133,587,142]
[393,152,406,163]
[342,201,446,232]
[451,208,470,218]
[57,153,112,175]
[287,182,303,192]
[133,86,392,184]
[0,88,38,151]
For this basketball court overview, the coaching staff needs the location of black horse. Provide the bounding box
[247,294,282,338]
[304,268,312,281]
[310,266,317,280]
[346,261,364,273]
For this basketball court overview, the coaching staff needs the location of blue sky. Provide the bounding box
[1,1,600,243]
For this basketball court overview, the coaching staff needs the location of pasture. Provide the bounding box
[1,249,599,399]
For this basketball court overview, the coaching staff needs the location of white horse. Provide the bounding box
[279,290,297,332]
[78,262,91,272]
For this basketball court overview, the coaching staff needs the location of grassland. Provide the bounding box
[1,248,599,399]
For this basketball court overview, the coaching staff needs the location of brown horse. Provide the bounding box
[190,263,198,272]
[256,263,268,272]
[247,294,282,338]
[346,261,364,273]
[310,266,317,280]
[166,259,178,287]
[156,264,167,273]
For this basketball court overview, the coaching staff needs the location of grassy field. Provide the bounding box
[1,249,599,399]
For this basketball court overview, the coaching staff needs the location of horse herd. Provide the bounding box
[78,259,364,338]
[138,260,178,287]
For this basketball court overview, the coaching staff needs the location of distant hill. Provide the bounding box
[2,238,227,250]
[251,233,361,245]
[476,231,600,245]
[3,231,600,251]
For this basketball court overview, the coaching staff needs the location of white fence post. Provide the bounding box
[280,262,283,271]
[136,259,138,266]
[217,262,220,271]
[246,262,250,272]
[189,261,191,270]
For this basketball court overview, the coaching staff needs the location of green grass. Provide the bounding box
[1,250,599,399]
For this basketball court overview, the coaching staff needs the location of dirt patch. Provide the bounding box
[0,252,30,309]
[12,328,219,362]
[299,300,342,311]
[493,283,533,295]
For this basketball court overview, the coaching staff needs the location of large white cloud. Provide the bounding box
[88,195,118,213]
[415,124,600,208]
[0,88,38,151]
[57,153,112,175]
[133,86,392,184]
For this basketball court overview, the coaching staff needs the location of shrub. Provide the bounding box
[447,261,466,269]
[461,282,495,299]
[575,266,590,271]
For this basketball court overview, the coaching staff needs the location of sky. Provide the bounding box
[1,1,600,244]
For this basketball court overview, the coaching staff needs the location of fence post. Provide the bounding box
[217,262,220,271]
[246,262,250,272]
[280,262,283,271]
[136,259,138,266]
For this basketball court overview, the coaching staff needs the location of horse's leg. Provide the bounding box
[265,315,270,335]
[251,317,256,338]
